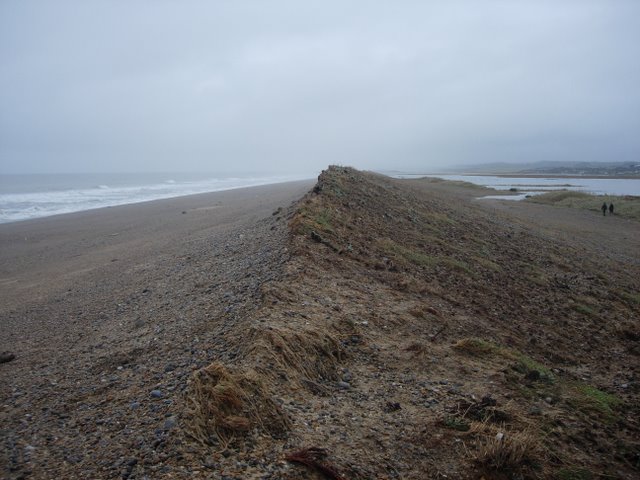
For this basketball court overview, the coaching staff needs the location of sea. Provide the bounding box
[395,174,640,200]
[0,172,313,224]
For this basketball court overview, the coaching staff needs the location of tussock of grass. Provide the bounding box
[453,338,503,356]
[443,416,470,431]
[475,429,543,473]
[621,291,640,304]
[184,362,289,446]
[572,303,596,316]
[248,325,343,386]
[454,338,555,381]
[568,383,621,418]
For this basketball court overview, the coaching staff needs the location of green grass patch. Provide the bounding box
[514,354,554,380]
[568,383,621,419]
[443,416,470,431]
[527,190,640,220]
[621,291,640,304]
[296,205,336,234]
[378,239,437,267]
[313,208,333,231]
[440,257,473,275]
[472,256,503,272]
[455,338,555,383]
[377,238,473,276]
[572,304,596,316]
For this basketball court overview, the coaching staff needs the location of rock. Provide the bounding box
[383,402,401,413]
[525,370,541,381]
[337,381,351,390]
[150,389,163,398]
[529,405,543,416]
[130,401,141,410]
[0,352,16,363]
[163,416,177,430]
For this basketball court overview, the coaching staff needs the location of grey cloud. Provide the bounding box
[1,1,639,174]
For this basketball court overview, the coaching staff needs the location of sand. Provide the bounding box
[0,180,312,479]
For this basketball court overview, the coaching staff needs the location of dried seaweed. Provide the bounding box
[285,447,346,480]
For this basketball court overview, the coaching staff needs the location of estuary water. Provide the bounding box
[397,174,640,198]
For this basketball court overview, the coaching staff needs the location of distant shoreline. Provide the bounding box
[412,173,640,180]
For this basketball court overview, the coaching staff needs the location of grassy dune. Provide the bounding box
[526,190,640,220]
[194,166,638,479]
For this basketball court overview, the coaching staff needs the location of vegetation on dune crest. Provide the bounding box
[183,166,638,479]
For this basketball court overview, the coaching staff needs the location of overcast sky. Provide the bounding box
[1,1,639,174]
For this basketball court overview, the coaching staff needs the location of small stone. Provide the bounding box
[0,352,16,363]
[383,402,401,413]
[529,405,543,416]
[164,416,177,430]
[150,389,163,398]
[621,383,629,389]
[525,370,541,381]
[544,397,553,404]
[130,401,141,410]
[337,381,351,390]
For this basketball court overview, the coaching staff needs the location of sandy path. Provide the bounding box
[0,180,312,479]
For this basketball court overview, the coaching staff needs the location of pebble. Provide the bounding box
[150,389,163,398]
[337,381,351,390]
[164,416,177,430]
[130,401,141,410]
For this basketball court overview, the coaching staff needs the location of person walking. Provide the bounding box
[609,203,614,215]
[602,202,607,216]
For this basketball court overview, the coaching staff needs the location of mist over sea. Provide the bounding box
[0,172,312,224]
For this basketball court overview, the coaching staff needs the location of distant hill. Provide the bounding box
[452,161,640,176]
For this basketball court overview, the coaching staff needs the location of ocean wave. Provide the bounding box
[0,174,312,224]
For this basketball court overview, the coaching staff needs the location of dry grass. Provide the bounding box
[248,325,343,385]
[464,418,545,476]
[184,362,289,446]
[475,428,543,472]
